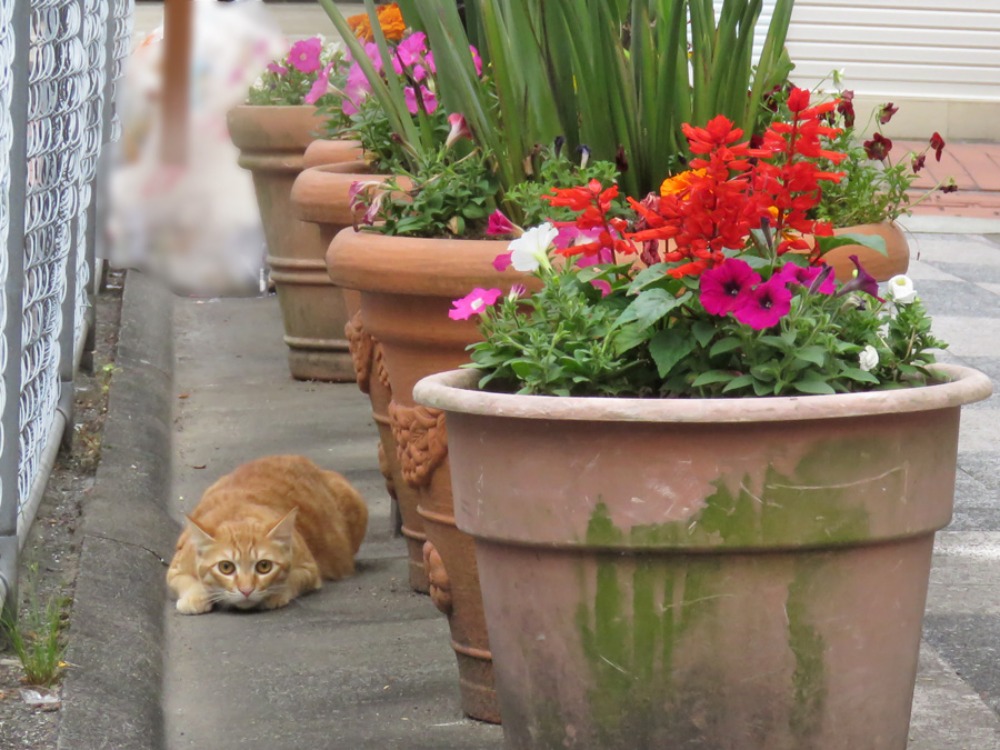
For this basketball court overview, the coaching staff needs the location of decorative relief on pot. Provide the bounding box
[377,441,397,501]
[344,311,373,393]
[422,540,452,614]
[372,341,391,391]
[389,401,448,488]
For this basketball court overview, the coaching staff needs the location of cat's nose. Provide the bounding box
[239,587,254,598]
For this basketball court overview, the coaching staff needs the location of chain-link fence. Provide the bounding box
[0,0,133,616]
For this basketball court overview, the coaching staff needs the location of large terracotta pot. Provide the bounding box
[292,163,430,594]
[228,104,357,381]
[327,228,529,724]
[826,222,909,282]
[414,365,992,750]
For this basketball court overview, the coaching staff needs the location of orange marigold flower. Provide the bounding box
[659,169,706,198]
[347,3,406,42]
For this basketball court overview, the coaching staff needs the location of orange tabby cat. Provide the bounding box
[167,455,368,615]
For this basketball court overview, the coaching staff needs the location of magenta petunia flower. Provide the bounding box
[487,210,516,237]
[405,86,438,115]
[777,262,835,295]
[492,252,513,272]
[266,61,288,76]
[394,32,428,71]
[469,45,483,76]
[699,258,761,316]
[733,277,792,330]
[449,288,502,321]
[288,37,323,74]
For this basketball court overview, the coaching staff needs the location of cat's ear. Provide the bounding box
[186,516,215,553]
[267,508,298,548]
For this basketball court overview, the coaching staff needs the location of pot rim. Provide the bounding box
[414,364,992,424]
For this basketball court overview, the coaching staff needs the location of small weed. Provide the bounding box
[1,591,68,687]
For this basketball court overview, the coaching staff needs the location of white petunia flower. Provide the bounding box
[886,275,917,304]
[508,222,558,273]
[859,345,880,372]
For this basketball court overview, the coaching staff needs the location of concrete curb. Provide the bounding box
[58,271,175,750]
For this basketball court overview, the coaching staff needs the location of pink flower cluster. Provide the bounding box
[342,32,483,116]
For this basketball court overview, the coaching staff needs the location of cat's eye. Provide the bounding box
[217,561,236,575]
[255,560,273,574]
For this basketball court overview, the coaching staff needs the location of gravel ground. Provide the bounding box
[0,269,123,748]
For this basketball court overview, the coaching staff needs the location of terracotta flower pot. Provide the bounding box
[303,137,363,169]
[826,222,910,282]
[291,163,431,594]
[327,228,530,724]
[414,365,992,750]
[228,104,357,381]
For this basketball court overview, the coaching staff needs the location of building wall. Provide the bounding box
[738,0,1000,139]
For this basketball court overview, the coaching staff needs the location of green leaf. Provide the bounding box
[615,288,683,329]
[691,370,734,388]
[612,323,652,354]
[649,329,695,378]
[794,346,828,367]
[627,263,673,294]
[793,379,837,395]
[841,367,880,384]
[692,321,716,348]
[817,232,888,257]
[721,373,754,393]
[709,336,742,358]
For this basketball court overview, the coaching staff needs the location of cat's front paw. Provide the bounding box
[262,593,294,610]
[176,593,213,615]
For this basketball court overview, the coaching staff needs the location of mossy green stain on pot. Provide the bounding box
[582,437,878,550]
[787,562,827,744]
[575,555,723,745]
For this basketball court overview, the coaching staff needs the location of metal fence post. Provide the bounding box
[0,0,32,622]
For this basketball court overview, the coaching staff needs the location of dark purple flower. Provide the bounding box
[863,133,892,161]
[911,154,926,174]
[930,132,946,161]
[699,258,761,316]
[733,277,792,330]
[878,102,899,125]
[836,255,885,302]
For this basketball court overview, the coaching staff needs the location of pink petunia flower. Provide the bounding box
[733,276,792,330]
[266,61,288,75]
[486,210,516,237]
[777,262,835,295]
[304,62,334,105]
[288,37,323,74]
[699,258,760,316]
[405,86,438,115]
[394,32,428,71]
[446,113,473,148]
[448,288,503,321]
[469,46,483,76]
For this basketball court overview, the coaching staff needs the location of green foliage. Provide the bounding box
[470,256,947,399]
[246,44,346,108]
[506,149,623,227]
[1,591,68,687]
[470,269,652,396]
[372,147,499,238]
